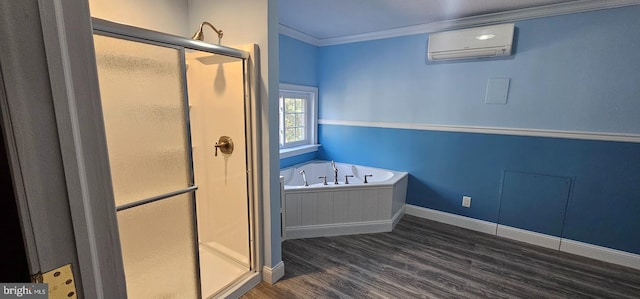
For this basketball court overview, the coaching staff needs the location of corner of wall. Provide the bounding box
[262,261,285,284]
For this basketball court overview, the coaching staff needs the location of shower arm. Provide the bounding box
[193,21,223,40]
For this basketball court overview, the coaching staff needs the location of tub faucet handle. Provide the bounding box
[364,174,373,184]
[318,176,328,185]
[345,175,354,184]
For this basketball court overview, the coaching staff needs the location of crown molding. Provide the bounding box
[316,0,640,46]
[278,24,320,46]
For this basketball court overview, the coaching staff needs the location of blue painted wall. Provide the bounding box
[317,125,640,254]
[279,34,319,165]
[318,7,640,134]
[316,7,640,255]
[279,34,318,86]
[499,171,572,237]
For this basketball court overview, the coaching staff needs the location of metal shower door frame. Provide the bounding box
[91,18,249,60]
[92,17,258,296]
[93,29,203,298]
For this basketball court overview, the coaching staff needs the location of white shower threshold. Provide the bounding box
[199,244,249,298]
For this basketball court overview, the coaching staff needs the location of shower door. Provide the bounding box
[93,33,201,298]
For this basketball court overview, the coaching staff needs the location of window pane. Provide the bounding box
[295,114,305,127]
[296,99,304,113]
[285,98,295,112]
[293,127,299,141]
[296,127,305,141]
[285,114,295,129]
[285,128,295,143]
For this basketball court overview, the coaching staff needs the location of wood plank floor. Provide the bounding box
[242,215,640,299]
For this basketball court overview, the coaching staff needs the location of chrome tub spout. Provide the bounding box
[299,170,308,186]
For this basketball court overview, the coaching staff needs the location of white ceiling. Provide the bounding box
[278,0,581,39]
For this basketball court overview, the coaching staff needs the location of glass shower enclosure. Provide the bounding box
[92,19,255,298]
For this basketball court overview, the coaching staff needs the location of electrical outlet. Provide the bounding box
[462,196,471,208]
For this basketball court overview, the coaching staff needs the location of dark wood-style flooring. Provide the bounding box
[242,215,640,298]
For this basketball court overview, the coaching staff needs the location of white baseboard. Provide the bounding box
[496,224,561,250]
[405,204,497,235]
[560,239,640,270]
[391,205,406,228]
[285,220,392,240]
[262,261,285,284]
[406,204,640,271]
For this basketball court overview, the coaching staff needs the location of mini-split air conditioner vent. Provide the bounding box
[427,23,514,61]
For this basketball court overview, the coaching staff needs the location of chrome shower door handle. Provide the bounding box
[214,136,234,156]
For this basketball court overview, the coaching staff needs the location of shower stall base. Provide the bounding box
[199,244,249,298]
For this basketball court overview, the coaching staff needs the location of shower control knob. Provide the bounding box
[214,136,234,157]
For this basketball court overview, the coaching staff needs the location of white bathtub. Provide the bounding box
[279,160,408,239]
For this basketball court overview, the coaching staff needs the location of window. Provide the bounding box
[279,84,319,157]
[280,94,308,146]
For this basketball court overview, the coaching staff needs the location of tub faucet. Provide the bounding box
[331,160,338,184]
[318,176,328,185]
[364,174,373,184]
[344,175,354,184]
[299,170,308,186]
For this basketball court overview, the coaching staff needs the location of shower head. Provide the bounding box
[195,54,238,65]
[191,21,223,42]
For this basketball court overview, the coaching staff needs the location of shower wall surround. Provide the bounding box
[89,0,189,36]
[280,5,640,256]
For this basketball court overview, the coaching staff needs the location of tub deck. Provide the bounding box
[280,161,408,239]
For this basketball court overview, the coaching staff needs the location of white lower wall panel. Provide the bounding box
[286,221,393,239]
[362,190,380,222]
[301,192,318,226]
[285,193,302,227]
[333,192,349,224]
[283,175,408,240]
[317,192,334,225]
[348,190,364,222]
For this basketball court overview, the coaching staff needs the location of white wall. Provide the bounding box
[88,0,189,37]
[187,0,282,272]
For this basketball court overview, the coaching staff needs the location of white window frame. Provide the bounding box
[279,83,319,158]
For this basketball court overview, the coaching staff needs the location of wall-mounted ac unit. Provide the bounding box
[427,23,514,62]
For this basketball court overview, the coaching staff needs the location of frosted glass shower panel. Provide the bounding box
[117,193,198,299]
[94,35,190,206]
